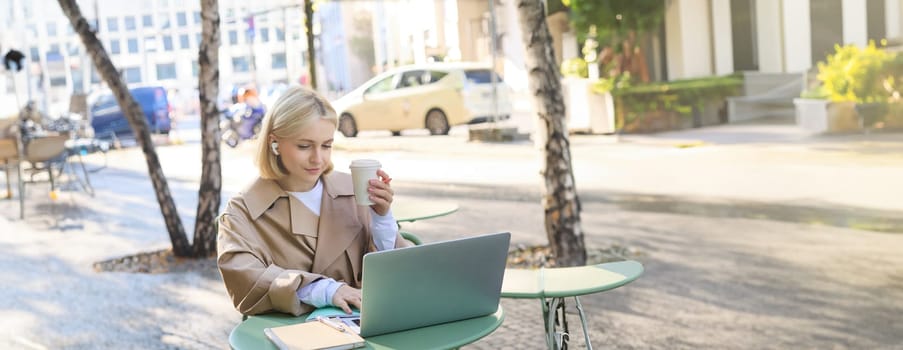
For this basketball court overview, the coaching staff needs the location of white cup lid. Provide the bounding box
[349,159,381,169]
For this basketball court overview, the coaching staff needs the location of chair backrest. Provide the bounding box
[0,117,18,139]
[0,138,18,161]
[24,134,68,163]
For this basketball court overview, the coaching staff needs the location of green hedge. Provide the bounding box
[601,75,743,132]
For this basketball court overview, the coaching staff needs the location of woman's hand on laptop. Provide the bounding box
[332,285,363,314]
[368,169,394,216]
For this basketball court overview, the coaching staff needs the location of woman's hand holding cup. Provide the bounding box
[367,169,393,216]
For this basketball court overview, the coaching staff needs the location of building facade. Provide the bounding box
[663,0,903,80]
[1,0,308,116]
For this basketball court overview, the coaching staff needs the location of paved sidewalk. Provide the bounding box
[1,122,903,349]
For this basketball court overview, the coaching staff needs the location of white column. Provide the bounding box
[710,0,734,75]
[756,0,784,73]
[665,0,685,79]
[842,0,868,46]
[886,0,901,39]
[782,0,812,72]
[665,0,714,79]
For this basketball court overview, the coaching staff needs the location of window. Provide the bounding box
[228,30,238,45]
[427,71,448,83]
[179,34,190,49]
[46,22,57,37]
[156,63,176,80]
[142,14,153,27]
[365,75,396,94]
[29,47,39,62]
[107,17,119,32]
[50,76,67,87]
[127,38,139,53]
[67,42,80,56]
[272,53,286,69]
[109,39,120,54]
[144,36,157,52]
[158,13,170,29]
[123,67,141,83]
[124,16,136,30]
[196,33,201,47]
[260,28,269,42]
[400,70,432,88]
[464,69,504,84]
[232,57,249,72]
[193,11,201,24]
[192,60,199,77]
[70,68,84,92]
[162,36,173,51]
[177,12,187,27]
[275,28,284,42]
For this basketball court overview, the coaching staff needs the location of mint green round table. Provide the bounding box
[501,260,644,350]
[229,306,504,350]
[392,200,459,223]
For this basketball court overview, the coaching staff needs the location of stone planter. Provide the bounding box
[562,78,616,134]
[793,99,859,133]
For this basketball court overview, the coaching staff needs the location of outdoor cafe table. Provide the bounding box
[501,260,644,350]
[392,199,459,224]
[391,199,458,245]
[229,306,504,349]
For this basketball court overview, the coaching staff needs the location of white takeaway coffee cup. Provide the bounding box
[349,159,381,206]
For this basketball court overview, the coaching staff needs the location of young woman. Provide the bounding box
[217,86,408,316]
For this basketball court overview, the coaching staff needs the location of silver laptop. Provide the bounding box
[354,232,511,337]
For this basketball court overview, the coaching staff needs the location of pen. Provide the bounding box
[316,316,347,333]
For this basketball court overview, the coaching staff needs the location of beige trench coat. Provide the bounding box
[217,171,408,316]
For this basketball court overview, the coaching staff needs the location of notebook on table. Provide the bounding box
[264,319,365,350]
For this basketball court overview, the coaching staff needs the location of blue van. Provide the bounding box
[90,86,172,139]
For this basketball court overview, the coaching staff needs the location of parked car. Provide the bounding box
[89,86,172,139]
[331,63,512,137]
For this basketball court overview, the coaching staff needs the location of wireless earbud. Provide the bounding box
[271,141,280,156]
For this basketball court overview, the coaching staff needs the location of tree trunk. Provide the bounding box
[304,0,318,90]
[516,0,587,267]
[58,0,190,255]
[192,0,222,258]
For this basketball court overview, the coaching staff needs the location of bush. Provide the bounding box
[608,74,743,132]
[815,42,899,103]
[591,72,632,94]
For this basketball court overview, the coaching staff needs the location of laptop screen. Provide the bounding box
[358,232,511,337]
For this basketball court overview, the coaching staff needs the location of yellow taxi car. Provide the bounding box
[331,62,511,137]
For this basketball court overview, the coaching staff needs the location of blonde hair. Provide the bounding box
[255,86,338,179]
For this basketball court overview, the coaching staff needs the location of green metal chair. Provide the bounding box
[400,231,423,245]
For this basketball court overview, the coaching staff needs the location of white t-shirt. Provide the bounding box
[290,179,398,307]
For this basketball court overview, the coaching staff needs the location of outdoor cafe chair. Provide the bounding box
[0,126,25,219]
[22,134,70,191]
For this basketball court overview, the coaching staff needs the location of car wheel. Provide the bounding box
[425,109,450,136]
[339,113,358,138]
[391,131,402,136]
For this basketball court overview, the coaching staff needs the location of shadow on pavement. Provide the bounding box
[394,181,903,234]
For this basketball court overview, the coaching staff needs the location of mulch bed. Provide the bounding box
[95,244,643,274]
[93,249,216,274]
[506,243,644,268]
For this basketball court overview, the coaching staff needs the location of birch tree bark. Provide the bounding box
[191,0,222,257]
[516,0,587,267]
